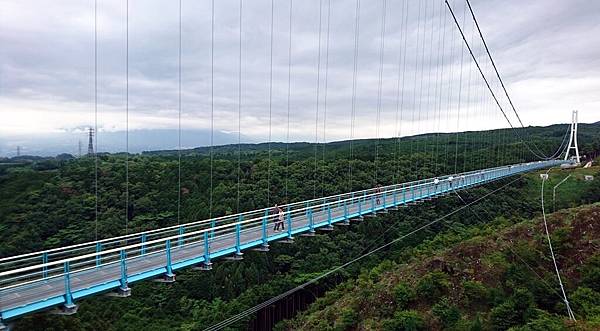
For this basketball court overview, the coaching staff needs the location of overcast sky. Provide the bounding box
[1,0,599,153]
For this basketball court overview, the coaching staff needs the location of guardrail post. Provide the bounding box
[358,193,363,215]
[118,249,131,296]
[393,187,397,207]
[308,208,315,233]
[383,190,387,209]
[210,218,216,239]
[178,226,185,248]
[42,252,48,279]
[286,205,293,239]
[327,204,332,226]
[63,261,77,312]
[343,199,349,222]
[261,210,269,249]
[164,239,175,282]
[95,242,101,268]
[234,215,243,258]
[203,231,212,269]
[370,195,375,214]
[403,184,407,204]
[141,233,147,256]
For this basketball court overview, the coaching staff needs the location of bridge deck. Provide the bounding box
[0,161,563,321]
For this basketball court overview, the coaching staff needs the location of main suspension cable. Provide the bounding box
[541,169,576,320]
[465,0,547,159]
[445,0,559,161]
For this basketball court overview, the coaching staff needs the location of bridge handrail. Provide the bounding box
[1,161,563,284]
[0,165,490,264]
[0,162,540,280]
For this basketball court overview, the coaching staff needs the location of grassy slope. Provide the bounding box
[283,169,600,330]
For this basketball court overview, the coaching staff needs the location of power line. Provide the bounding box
[204,177,522,331]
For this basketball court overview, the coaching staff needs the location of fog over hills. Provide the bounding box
[0,129,254,157]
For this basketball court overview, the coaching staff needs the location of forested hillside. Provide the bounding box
[282,201,600,330]
[1,123,599,330]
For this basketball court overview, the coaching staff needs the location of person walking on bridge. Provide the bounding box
[277,206,285,231]
[375,184,383,205]
[273,204,285,232]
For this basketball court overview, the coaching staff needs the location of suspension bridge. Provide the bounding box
[0,0,583,329]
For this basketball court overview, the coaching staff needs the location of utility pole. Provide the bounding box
[87,128,95,156]
[564,110,580,164]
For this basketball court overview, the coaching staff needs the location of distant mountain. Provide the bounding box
[0,129,253,157]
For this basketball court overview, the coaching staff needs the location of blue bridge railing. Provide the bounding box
[0,160,565,322]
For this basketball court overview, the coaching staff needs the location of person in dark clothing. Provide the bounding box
[375,184,382,205]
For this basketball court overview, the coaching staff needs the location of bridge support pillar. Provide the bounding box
[156,240,176,283]
[194,232,213,270]
[58,261,78,315]
[257,210,270,251]
[117,250,131,297]
[230,218,244,260]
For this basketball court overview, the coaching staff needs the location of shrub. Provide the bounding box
[334,307,358,331]
[416,271,450,302]
[509,309,566,331]
[581,254,600,292]
[490,289,535,330]
[394,282,416,310]
[570,287,600,321]
[462,280,489,306]
[432,297,461,328]
[382,310,425,331]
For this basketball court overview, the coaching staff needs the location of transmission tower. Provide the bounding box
[16,146,21,156]
[78,140,82,157]
[564,110,580,163]
[87,128,95,156]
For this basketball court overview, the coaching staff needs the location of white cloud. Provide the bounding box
[1,0,599,153]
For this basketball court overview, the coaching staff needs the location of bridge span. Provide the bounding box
[0,160,565,324]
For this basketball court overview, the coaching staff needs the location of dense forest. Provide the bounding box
[1,123,599,330]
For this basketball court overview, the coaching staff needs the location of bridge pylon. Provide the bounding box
[564,110,580,164]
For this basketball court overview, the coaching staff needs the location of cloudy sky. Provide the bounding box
[1,0,599,155]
